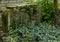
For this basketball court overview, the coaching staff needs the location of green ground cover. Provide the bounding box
[3,22,60,42]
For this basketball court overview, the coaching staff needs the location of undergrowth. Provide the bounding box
[3,22,60,42]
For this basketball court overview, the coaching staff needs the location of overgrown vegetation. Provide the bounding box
[3,22,60,42]
[1,0,60,42]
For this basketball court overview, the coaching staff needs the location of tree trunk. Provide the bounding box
[54,0,58,25]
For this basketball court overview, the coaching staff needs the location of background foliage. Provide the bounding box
[34,0,54,23]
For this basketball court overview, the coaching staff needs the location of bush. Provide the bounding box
[33,0,54,23]
[40,0,54,23]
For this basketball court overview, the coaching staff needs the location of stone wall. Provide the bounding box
[0,0,31,7]
[8,4,40,25]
